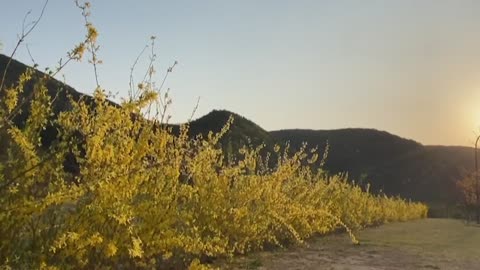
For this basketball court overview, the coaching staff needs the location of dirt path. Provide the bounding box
[219,219,480,270]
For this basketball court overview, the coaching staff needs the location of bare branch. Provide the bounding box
[129,44,148,100]
[0,0,49,92]
[75,0,101,89]
[25,43,37,67]
[188,96,201,123]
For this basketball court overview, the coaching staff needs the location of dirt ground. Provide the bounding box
[218,219,480,270]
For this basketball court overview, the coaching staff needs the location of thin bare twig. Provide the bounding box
[25,43,37,66]
[0,0,49,92]
[129,44,148,100]
[75,0,101,89]
[188,96,201,122]
[154,60,177,122]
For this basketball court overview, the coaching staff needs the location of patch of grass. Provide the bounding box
[358,219,480,260]
[220,219,480,269]
[244,258,263,270]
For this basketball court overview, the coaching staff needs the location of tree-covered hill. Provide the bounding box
[178,109,277,157]
[1,53,474,207]
[270,129,473,204]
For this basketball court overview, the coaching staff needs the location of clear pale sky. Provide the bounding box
[2,0,480,146]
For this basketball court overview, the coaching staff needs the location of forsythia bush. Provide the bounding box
[0,3,427,269]
[0,74,427,269]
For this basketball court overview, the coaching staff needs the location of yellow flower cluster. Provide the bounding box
[0,72,427,269]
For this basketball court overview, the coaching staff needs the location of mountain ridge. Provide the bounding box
[1,54,473,213]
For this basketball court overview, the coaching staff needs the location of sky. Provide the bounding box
[2,0,480,146]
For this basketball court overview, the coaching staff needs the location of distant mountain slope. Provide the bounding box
[0,54,93,116]
[1,54,474,207]
[186,109,275,149]
[270,128,422,174]
[1,53,99,154]
[270,129,473,203]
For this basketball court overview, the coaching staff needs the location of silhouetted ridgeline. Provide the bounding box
[172,109,275,154]
[1,54,474,213]
[0,54,100,116]
[270,129,472,204]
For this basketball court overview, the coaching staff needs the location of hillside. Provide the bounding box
[174,117,473,207]
[180,109,275,153]
[0,54,93,118]
[0,54,102,150]
[270,129,473,204]
[1,54,474,208]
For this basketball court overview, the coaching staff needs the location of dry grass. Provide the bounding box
[218,218,480,270]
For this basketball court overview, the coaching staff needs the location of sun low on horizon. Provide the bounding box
[4,1,480,269]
